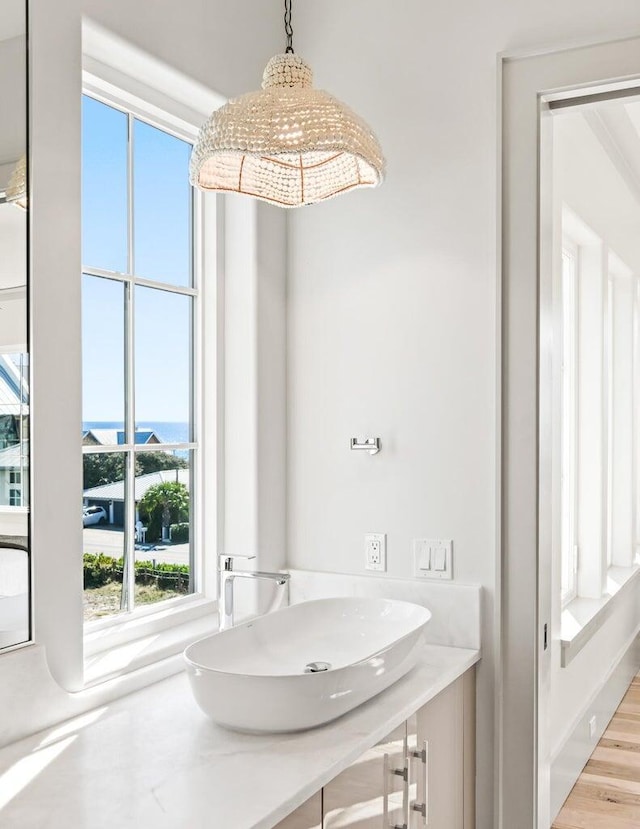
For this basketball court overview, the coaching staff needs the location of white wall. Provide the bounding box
[223,195,287,614]
[82,0,284,101]
[288,4,640,829]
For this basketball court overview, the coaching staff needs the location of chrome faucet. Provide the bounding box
[218,553,290,631]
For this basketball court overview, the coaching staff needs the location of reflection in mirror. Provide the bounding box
[548,94,640,618]
[0,0,28,650]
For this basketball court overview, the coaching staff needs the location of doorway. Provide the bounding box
[501,34,640,829]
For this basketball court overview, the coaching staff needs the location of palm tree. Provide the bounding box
[138,481,189,541]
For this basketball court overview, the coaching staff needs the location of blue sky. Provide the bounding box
[81,95,192,423]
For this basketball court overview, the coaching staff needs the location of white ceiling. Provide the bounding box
[555,98,640,275]
[0,203,26,291]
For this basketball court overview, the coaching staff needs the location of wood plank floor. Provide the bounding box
[553,674,640,828]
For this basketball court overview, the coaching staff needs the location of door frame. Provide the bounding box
[499,33,640,829]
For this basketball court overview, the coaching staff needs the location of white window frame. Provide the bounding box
[607,252,637,571]
[0,6,285,746]
[606,270,614,570]
[557,211,640,664]
[556,208,610,609]
[1,13,230,739]
[77,49,224,678]
[636,277,640,561]
[560,242,578,607]
[81,81,202,628]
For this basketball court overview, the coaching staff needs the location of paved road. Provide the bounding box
[83,526,190,565]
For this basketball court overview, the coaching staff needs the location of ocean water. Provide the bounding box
[83,422,190,444]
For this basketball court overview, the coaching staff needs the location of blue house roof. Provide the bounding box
[82,429,161,446]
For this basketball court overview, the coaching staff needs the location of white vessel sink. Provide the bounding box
[183,596,431,732]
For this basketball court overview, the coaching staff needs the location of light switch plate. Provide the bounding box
[413,539,453,580]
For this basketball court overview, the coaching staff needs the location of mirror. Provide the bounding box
[0,0,29,649]
[543,90,640,657]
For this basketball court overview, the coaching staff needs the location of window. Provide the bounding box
[9,488,21,507]
[557,210,639,618]
[9,471,21,485]
[560,246,578,606]
[0,21,224,711]
[81,91,199,625]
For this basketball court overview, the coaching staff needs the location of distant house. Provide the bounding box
[0,355,28,448]
[83,468,189,526]
[82,428,162,447]
[0,442,27,507]
[0,356,28,508]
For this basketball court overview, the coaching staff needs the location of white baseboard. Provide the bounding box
[550,629,640,819]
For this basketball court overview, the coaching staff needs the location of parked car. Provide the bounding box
[82,505,107,527]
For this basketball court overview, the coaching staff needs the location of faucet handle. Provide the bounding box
[218,553,256,570]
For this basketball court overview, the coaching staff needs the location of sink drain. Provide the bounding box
[304,661,331,673]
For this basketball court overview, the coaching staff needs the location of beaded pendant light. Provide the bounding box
[190,0,385,208]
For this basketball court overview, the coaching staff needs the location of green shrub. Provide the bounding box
[135,559,190,591]
[170,522,189,543]
[83,553,120,588]
[83,553,190,592]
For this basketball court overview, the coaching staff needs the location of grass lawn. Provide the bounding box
[83,581,182,622]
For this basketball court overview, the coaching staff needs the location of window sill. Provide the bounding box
[83,596,218,687]
[561,564,640,666]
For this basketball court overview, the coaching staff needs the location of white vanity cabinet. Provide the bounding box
[275,668,475,829]
[406,668,476,828]
[323,722,407,828]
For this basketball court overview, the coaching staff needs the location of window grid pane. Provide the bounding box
[82,452,127,622]
[82,275,126,437]
[134,287,191,436]
[82,92,197,622]
[133,118,193,288]
[135,451,193,607]
[82,96,128,273]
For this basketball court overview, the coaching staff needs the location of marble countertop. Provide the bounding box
[0,644,479,829]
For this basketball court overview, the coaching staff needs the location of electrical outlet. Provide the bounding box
[365,533,386,571]
[413,539,453,580]
[589,715,597,739]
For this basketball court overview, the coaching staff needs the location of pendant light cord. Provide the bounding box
[284,0,294,53]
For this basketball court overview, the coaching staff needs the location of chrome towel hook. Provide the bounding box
[350,437,381,455]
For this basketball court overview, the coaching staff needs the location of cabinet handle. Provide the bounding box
[383,753,390,826]
[383,752,409,829]
[410,740,429,826]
